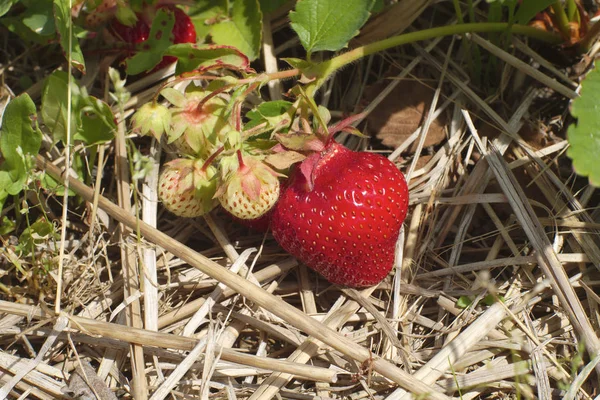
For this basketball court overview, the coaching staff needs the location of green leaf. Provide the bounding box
[115,4,138,26]
[17,217,58,256]
[0,171,12,215]
[290,0,375,54]
[189,0,228,39]
[259,0,287,14]
[0,94,42,203]
[164,43,250,74]
[41,71,81,144]
[455,296,472,309]
[282,57,314,71]
[76,114,114,145]
[53,0,86,73]
[211,0,262,61]
[1,16,53,45]
[78,95,116,144]
[568,66,600,186]
[0,94,42,172]
[125,8,175,75]
[0,0,18,18]
[514,0,555,24]
[371,0,384,13]
[42,71,115,145]
[482,294,505,306]
[22,0,55,36]
[0,215,16,235]
[246,100,293,129]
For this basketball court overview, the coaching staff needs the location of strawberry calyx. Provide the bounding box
[161,86,231,158]
[297,141,347,192]
[131,102,171,140]
[216,151,283,220]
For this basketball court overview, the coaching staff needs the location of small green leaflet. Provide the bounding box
[259,0,288,14]
[0,93,42,213]
[165,44,250,74]
[211,0,262,61]
[189,0,228,39]
[245,100,293,129]
[290,0,375,54]
[53,0,85,73]
[17,217,59,256]
[42,71,116,145]
[514,0,555,24]
[0,0,17,18]
[42,71,81,144]
[0,94,42,174]
[22,0,56,36]
[126,8,175,75]
[567,66,600,187]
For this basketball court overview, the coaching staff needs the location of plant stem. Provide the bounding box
[308,22,562,93]
[201,146,224,171]
[578,15,600,51]
[551,2,570,38]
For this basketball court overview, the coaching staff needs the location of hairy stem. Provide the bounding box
[307,22,562,94]
[201,146,224,171]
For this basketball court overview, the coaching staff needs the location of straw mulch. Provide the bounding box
[1,1,599,399]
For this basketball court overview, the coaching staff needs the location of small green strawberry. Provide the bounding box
[158,158,217,217]
[131,102,171,140]
[217,151,282,220]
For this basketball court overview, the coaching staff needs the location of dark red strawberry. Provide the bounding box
[111,18,150,44]
[155,5,197,69]
[110,5,196,71]
[271,142,409,288]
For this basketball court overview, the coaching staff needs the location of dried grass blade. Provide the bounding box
[33,156,452,400]
[462,110,600,372]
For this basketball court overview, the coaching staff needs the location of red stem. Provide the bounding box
[236,150,245,169]
[196,85,230,112]
[201,146,225,171]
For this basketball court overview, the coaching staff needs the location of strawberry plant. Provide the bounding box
[0,0,573,288]
[2,0,600,398]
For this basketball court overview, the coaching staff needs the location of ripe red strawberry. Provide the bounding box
[154,5,196,69]
[271,142,409,288]
[158,158,217,218]
[110,5,196,71]
[110,16,150,44]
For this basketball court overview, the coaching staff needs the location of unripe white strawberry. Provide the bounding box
[217,152,281,220]
[158,158,217,217]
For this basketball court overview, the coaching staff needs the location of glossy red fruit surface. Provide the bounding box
[111,18,150,44]
[271,142,409,287]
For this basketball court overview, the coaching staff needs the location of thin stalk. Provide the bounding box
[566,0,578,22]
[578,17,600,51]
[308,23,562,94]
[551,2,570,38]
[201,146,225,171]
[157,69,300,101]
[452,0,464,24]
